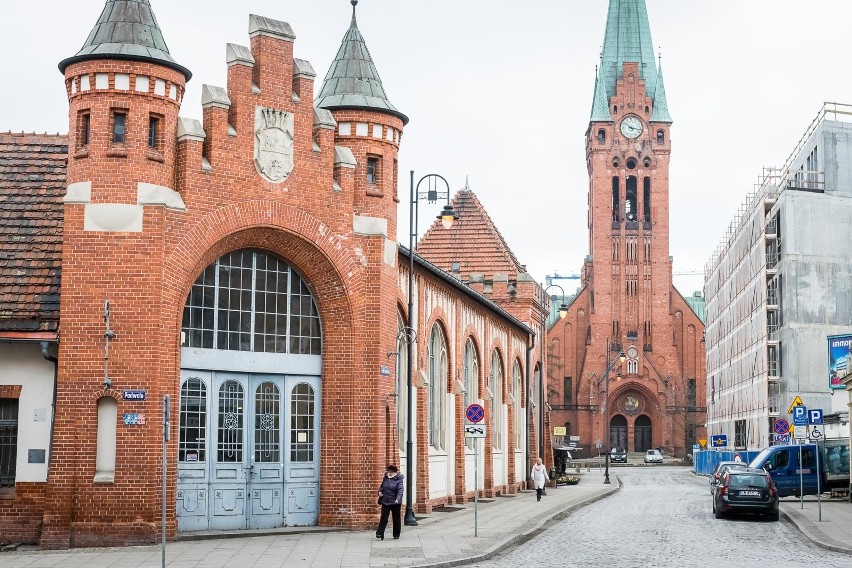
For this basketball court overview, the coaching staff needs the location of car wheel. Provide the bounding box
[769,510,779,522]
[714,504,724,519]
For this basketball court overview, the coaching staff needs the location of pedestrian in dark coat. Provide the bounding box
[376,464,404,540]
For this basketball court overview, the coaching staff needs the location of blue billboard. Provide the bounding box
[828,334,852,390]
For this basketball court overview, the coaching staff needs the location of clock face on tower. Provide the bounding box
[620,116,643,139]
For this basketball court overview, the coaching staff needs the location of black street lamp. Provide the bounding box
[598,344,626,484]
[537,284,569,459]
[403,171,457,526]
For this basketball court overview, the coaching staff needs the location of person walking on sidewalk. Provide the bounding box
[376,464,404,540]
[531,457,549,501]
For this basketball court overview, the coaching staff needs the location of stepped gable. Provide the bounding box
[417,187,526,282]
[0,133,67,333]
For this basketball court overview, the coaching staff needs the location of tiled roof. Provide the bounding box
[416,188,526,281]
[0,133,67,332]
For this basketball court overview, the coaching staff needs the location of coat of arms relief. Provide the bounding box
[254,106,294,183]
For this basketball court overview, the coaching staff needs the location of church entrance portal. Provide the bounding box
[635,415,652,452]
[610,415,628,450]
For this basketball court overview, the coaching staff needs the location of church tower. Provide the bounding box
[547,0,705,458]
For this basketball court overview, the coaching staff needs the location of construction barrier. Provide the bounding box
[693,449,762,475]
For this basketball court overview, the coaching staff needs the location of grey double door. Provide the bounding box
[176,370,320,531]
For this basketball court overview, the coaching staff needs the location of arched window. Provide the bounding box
[396,313,408,452]
[627,359,639,375]
[95,397,117,483]
[463,338,479,450]
[657,129,665,144]
[513,360,523,449]
[427,324,448,449]
[181,249,321,355]
[643,177,651,223]
[597,129,606,143]
[490,350,503,450]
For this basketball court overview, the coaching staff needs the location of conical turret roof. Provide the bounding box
[315,1,407,124]
[590,0,671,123]
[58,0,191,80]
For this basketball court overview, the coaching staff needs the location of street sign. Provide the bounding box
[465,404,485,423]
[123,389,147,401]
[807,409,824,425]
[773,434,791,443]
[792,406,808,426]
[464,424,486,439]
[809,425,824,440]
[773,418,790,435]
[793,425,808,439]
[123,413,146,425]
[693,444,700,450]
[698,439,707,448]
[711,435,727,447]
[553,426,567,436]
[787,395,805,414]
[733,453,742,462]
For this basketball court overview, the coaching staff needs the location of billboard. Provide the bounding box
[828,334,852,389]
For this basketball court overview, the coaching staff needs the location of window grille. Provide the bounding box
[179,378,207,462]
[0,400,18,486]
[254,382,280,463]
[290,383,315,462]
[217,381,244,463]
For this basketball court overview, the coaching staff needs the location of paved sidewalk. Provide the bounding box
[780,497,852,555]
[1,473,618,568]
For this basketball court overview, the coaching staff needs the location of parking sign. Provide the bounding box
[792,406,807,426]
[807,409,823,425]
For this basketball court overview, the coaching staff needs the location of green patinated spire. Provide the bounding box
[590,64,612,122]
[58,0,190,80]
[590,0,669,123]
[315,0,408,124]
[650,57,672,123]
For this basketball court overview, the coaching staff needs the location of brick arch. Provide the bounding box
[460,325,483,393]
[608,381,663,416]
[423,309,452,382]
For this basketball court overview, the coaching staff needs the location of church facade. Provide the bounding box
[546,0,706,458]
[0,0,545,548]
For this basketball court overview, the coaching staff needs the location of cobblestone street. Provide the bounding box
[470,467,850,568]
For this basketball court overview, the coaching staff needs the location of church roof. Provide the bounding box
[590,0,671,123]
[0,133,67,334]
[416,186,526,281]
[58,0,191,80]
[315,1,408,125]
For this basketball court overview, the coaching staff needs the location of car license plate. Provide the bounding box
[740,490,760,497]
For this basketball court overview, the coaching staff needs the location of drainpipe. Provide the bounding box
[525,329,536,487]
[40,341,59,469]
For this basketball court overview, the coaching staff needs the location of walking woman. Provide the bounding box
[376,464,404,540]
[531,457,549,501]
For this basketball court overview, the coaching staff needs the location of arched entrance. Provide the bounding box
[610,415,628,450]
[175,249,322,531]
[635,415,652,452]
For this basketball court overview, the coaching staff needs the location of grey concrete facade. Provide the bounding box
[705,104,852,450]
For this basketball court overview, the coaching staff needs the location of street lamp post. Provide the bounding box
[598,344,626,484]
[404,171,457,527]
[537,284,569,460]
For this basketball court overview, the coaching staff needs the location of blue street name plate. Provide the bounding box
[123,390,147,401]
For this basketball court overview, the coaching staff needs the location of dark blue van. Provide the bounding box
[749,440,850,497]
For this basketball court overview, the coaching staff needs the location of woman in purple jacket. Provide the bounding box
[376,464,404,540]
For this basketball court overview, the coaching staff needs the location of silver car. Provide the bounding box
[644,449,663,464]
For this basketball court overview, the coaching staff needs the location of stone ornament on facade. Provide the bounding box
[623,395,641,415]
[255,106,295,183]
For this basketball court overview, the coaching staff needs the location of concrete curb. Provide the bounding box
[780,507,852,556]
[412,477,622,568]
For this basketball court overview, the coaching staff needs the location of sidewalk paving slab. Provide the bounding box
[779,498,852,556]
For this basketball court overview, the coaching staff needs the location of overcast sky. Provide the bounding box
[2,0,851,296]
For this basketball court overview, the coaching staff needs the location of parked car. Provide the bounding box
[644,449,663,464]
[610,447,627,463]
[712,469,779,521]
[709,461,749,494]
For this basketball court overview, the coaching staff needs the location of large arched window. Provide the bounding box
[463,338,479,450]
[512,360,523,449]
[427,324,448,449]
[396,313,408,452]
[490,350,503,450]
[182,249,321,355]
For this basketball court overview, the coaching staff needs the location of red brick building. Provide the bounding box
[546,0,706,458]
[0,0,545,547]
